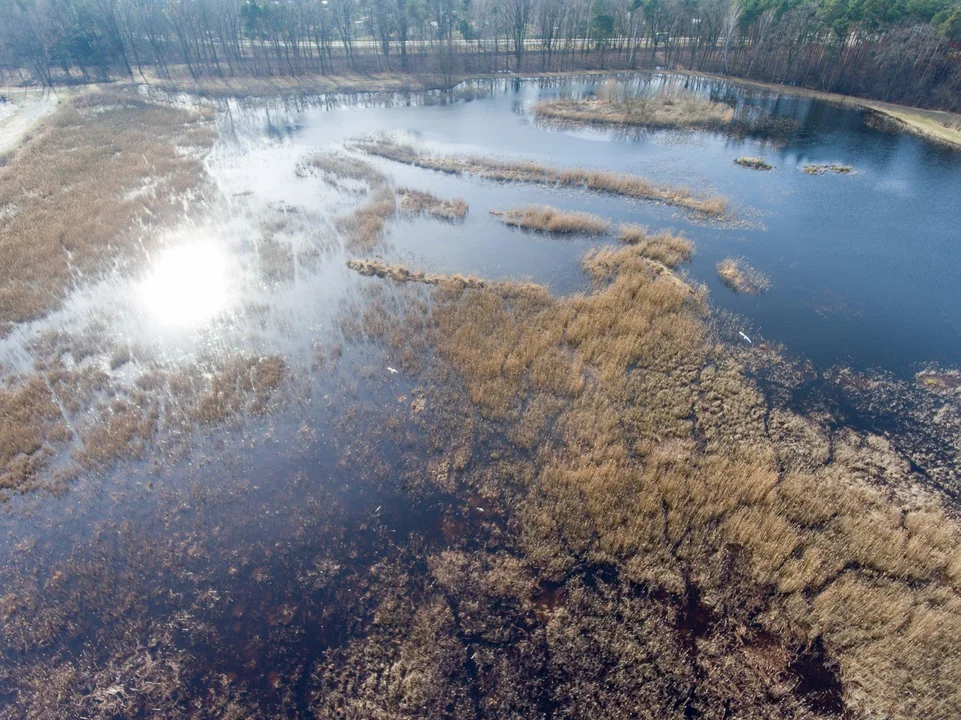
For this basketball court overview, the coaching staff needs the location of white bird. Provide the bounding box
[387,367,398,374]
[738,331,753,345]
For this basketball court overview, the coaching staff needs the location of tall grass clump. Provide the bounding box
[735,156,773,170]
[380,239,961,719]
[717,257,771,294]
[491,205,610,235]
[615,225,694,267]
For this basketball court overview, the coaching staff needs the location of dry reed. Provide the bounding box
[357,138,728,217]
[343,234,961,718]
[717,257,771,295]
[615,224,694,267]
[491,205,610,235]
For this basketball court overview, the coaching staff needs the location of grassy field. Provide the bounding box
[0,89,214,332]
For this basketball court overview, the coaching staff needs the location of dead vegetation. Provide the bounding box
[301,150,402,252]
[0,90,214,332]
[336,187,397,251]
[491,205,610,235]
[615,224,694,267]
[0,377,69,495]
[717,257,771,295]
[299,152,386,187]
[333,232,961,718]
[803,164,855,175]
[735,156,773,170]
[356,137,728,217]
[535,79,735,130]
[348,259,486,289]
[398,189,468,221]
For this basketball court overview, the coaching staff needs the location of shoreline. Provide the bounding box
[7,68,960,149]
[673,70,961,150]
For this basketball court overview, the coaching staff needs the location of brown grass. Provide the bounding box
[615,224,694,267]
[735,156,773,171]
[356,137,728,217]
[535,79,735,130]
[348,259,485,289]
[491,205,610,235]
[398,188,468,221]
[0,377,69,494]
[336,187,397,252]
[300,152,385,187]
[803,164,855,175]
[717,257,771,295]
[0,90,214,332]
[193,356,287,424]
[341,232,961,717]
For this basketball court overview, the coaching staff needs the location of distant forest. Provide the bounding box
[1,0,960,111]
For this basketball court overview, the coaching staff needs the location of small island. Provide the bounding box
[535,80,735,130]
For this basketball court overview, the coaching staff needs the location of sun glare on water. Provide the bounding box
[140,242,230,328]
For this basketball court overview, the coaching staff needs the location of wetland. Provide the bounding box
[1,72,960,718]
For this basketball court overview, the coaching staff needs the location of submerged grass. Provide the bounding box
[356,137,728,218]
[535,79,735,130]
[0,90,214,331]
[491,205,610,235]
[0,377,69,495]
[803,164,855,175]
[398,188,468,221]
[717,257,771,295]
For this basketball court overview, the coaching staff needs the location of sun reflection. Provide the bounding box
[140,241,230,328]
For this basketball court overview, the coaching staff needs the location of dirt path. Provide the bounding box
[0,89,63,154]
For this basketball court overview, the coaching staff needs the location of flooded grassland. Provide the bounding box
[0,76,960,718]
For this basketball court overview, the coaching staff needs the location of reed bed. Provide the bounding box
[357,138,728,217]
[717,257,771,295]
[491,205,610,235]
[371,240,961,719]
[348,259,485,289]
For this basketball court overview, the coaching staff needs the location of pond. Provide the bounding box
[1,73,959,718]
[208,73,961,374]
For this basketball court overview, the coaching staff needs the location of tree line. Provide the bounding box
[1,0,960,111]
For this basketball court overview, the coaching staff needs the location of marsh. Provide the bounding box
[1,72,960,719]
